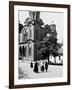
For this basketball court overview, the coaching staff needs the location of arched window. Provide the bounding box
[24,46,27,57]
[19,46,22,56]
[23,28,28,41]
[23,46,25,56]
[30,29,31,38]
[29,25,32,38]
[28,42,32,56]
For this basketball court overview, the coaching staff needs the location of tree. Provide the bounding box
[52,48,58,63]
[45,35,58,63]
[19,23,23,33]
[37,35,58,63]
[35,23,58,63]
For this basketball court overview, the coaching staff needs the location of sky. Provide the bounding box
[19,10,64,43]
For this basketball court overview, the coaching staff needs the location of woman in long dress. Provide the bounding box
[33,61,38,73]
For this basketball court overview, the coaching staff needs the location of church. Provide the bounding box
[19,11,57,61]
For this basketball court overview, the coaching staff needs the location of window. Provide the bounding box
[29,25,32,38]
[28,42,32,56]
[23,28,28,42]
[19,46,27,57]
[24,46,26,57]
[30,29,31,38]
[23,46,25,56]
[29,47,32,56]
[19,46,22,56]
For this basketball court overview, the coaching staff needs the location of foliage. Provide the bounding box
[19,23,23,33]
[36,29,58,62]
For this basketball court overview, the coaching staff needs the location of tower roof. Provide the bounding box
[24,18,31,24]
[37,18,44,26]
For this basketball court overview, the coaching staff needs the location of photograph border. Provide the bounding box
[9,1,70,89]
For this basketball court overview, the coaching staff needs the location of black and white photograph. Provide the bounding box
[18,10,64,79]
[9,1,70,88]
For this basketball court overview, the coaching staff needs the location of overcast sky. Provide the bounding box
[19,10,64,43]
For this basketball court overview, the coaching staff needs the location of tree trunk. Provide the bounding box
[59,56,61,60]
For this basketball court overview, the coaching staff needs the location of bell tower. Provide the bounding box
[29,11,40,21]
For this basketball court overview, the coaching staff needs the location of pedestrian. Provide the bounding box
[45,61,48,72]
[30,62,33,68]
[41,62,44,72]
[33,61,38,73]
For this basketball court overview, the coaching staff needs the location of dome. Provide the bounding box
[24,18,31,25]
[44,24,51,30]
[37,18,44,26]
[43,24,52,35]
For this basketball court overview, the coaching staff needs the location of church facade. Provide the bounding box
[19,11,57,61]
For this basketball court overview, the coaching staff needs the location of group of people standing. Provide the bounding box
[30,61,48,73]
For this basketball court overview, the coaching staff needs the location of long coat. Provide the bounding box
[33,62,38,73]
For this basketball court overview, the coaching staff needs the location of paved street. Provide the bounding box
[19,60,63,79]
